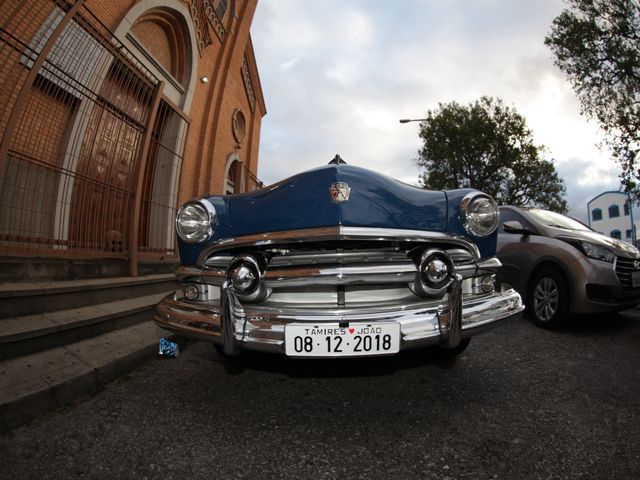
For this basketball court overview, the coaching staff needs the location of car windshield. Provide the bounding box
[527,208,591,231]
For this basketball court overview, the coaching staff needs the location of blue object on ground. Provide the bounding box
[159,338,179,357]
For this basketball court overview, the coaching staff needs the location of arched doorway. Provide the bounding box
[61,1,196,258]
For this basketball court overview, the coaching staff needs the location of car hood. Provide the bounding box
[551,227,640,258]
[227,164,448,236]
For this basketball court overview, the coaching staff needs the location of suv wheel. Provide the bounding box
[528,267,567,328]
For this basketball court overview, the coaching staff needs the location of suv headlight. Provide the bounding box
[460,193,499,237]
[175,200,216,243]
[562,239,616,263]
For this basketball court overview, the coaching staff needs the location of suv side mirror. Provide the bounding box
[503,220,534,235]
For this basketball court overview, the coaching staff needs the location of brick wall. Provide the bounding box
[0,0,266,259]
[2,0,265,197]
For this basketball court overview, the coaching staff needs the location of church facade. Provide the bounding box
[0,0,265,275]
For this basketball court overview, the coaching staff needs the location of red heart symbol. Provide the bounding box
[349,328,355,334]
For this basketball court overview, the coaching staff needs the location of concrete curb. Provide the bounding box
[0,321,181,432]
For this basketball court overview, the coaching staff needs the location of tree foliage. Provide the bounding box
[545,0,640,196]
[416,96,568,213]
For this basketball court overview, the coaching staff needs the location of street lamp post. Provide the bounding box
[399,118,428,124]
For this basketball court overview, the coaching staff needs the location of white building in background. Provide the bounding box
[587,191,640,245]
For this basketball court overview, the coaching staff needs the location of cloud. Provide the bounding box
[251,0,619,215]
[556,158,621,221]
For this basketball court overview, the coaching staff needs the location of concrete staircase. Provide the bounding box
[0,272,178,431]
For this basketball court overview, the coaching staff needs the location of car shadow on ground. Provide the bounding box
[210,346,463,379]
[543,308,640,336]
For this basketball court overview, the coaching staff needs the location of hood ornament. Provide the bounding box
[330,182,351,203]
[328,154,347,165]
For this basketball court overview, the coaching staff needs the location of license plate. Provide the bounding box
[633,272,640,288]
[284,322,400,357]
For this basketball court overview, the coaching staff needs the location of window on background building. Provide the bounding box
[624,200,631,216]
[626,229,633,239]
[592,208,602,221]
[611,229,622,239]
[609,205,620,218]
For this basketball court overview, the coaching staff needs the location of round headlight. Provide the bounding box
[175,200,216,243]
[460,193,499,237]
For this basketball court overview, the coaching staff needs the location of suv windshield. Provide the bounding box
[527,208,591,232]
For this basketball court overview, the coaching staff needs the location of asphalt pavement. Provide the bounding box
[2,310,639,480]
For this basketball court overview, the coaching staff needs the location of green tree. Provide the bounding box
[416,96,568,213]
[545,0,640,195]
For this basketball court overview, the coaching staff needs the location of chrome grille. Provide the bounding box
[268,249,409,267]
[615,256,640,287]
[263,245,466,308]
[199,244,477,288]
[264,248,415,287]
[186,230,490,309]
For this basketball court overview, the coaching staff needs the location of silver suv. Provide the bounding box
[497,206,640,327]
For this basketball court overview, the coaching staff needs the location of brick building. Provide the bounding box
[0,0,265,277]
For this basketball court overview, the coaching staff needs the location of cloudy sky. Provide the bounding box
[250,0,622,221]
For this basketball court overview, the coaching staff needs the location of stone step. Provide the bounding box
[0,256,179,283]
[0,292,172,360]
[0,274,177,319]
[0,320,180,432]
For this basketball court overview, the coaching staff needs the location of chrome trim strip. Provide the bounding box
[477,257,502,270]
[176,265,226,285]
[178,257,500,288]
[263,263,417,287]
[196,226,481,265]
[205,255,234,267]
[452,257,501,278]
[175,265,202,281]
[269,250,409,266]
[201,268,227,283]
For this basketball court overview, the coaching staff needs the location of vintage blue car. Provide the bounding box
[154,158,524,358]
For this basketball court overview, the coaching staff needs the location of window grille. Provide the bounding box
[0,1,186,262]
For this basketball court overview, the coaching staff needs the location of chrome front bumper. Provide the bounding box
[154,277,524,356]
